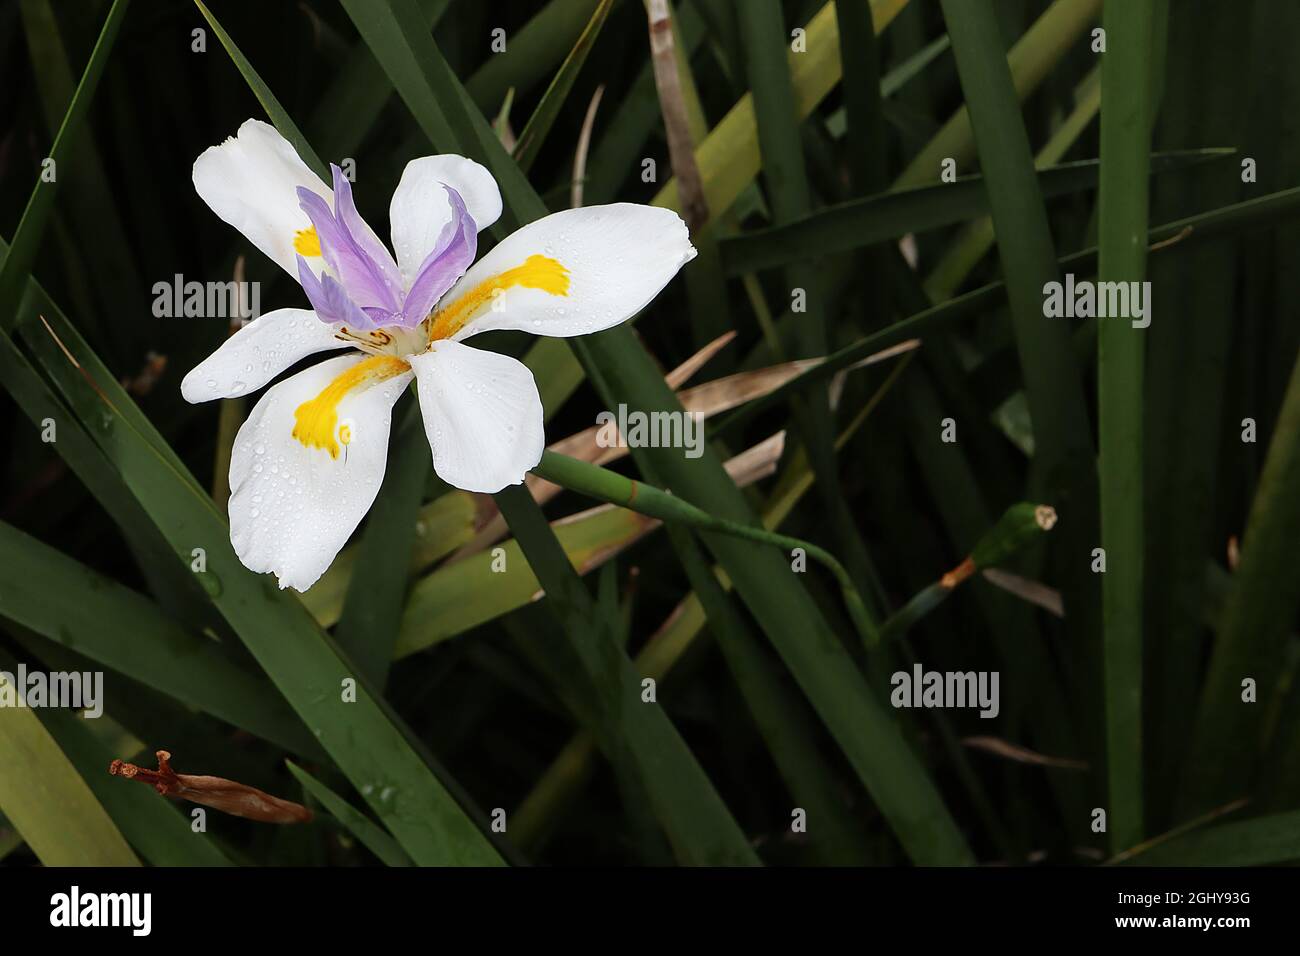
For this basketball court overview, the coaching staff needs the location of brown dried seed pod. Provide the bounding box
[109,750,313,824]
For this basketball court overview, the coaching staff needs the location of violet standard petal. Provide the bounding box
[399,185,478,327]
[330,164,404,302]
[296,182,400,315]
[297,254,377,331]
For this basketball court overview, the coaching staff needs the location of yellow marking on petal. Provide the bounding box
[294,226,322,257]
[427,254,569,342]
[292,356,408,458]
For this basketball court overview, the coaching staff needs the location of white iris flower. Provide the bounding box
[183,120,696,591]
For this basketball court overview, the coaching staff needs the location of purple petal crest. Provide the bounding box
[295,174,476,331]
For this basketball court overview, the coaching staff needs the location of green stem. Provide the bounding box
[877,503,1059,644]
[532,450,880,649]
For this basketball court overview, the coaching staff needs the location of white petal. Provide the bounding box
[228,353,413,592]
[433,204,696,342]
[181,308,351,403]
[409,341,544,494]
[193,119,333,278]
[389,155,502,282]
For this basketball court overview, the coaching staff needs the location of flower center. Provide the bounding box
[333,323,428,358]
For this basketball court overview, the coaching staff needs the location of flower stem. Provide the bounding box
[877,502,1058,644]
[531,450,880,649]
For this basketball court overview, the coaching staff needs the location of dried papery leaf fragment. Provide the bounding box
[645,0,707,233]
[962,736,1088,771]
[1104,798,1250,866]
[109,750,313,824]
[981,567,1064,617]
[571,84,605,209]
[39,314,117,411]
[664,330,736,390]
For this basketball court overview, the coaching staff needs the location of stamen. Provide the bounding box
[427,254,569,341]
